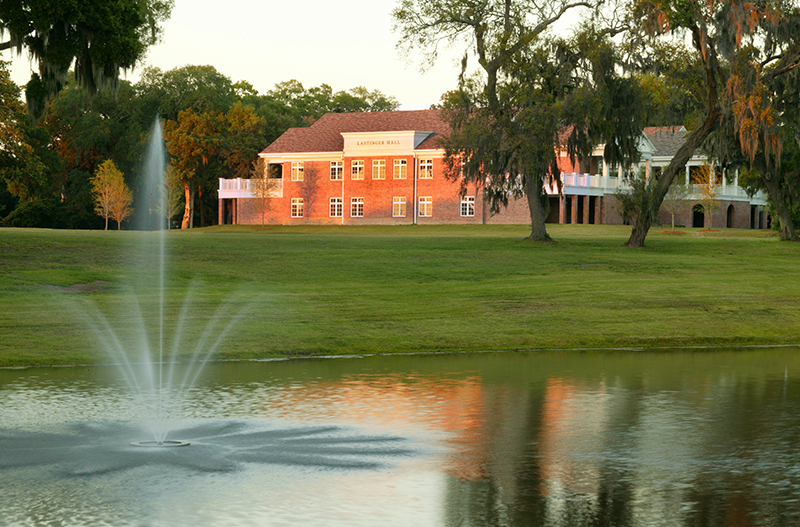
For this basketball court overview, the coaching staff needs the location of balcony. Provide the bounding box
[218,178,283,199]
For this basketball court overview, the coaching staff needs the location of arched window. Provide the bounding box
[727,204,735,228]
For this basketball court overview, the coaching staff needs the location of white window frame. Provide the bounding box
[330,161,344,181]
[291,198,304,218]
[393,197,406,217]
[373,159,386,180]
[329,197,343,217]
[419,159,433,179]
[351,197,364,217]
[351,160,364,180]
[461,196,475,217]
[393,159,407,179]
[419,196,432,217]
[291,162,304,181]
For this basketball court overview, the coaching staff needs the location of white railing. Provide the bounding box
[218,178,283,198]
[219,178,252,192]
[554,173,766,203]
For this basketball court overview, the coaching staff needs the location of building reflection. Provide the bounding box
[244,358,800,527]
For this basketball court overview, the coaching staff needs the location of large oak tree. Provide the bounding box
[0,0,173,119]
[622,0,800,246]
[394,0,645,240]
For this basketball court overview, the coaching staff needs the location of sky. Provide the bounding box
[4,0,467,110]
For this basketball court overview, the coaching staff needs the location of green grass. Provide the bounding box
[1,224,797,367]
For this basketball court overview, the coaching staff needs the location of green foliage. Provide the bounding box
[0,0,174,118]
[614,177,657,226]
[2,198,64,228]
[0,60,53,201]
[135,65,236,120]
[434,21,647,239]
[266,80,399,124]
[629,41,706,128]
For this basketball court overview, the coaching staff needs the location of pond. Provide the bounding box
[2,348,800,526]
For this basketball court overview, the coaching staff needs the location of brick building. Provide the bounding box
[218,111,769,228]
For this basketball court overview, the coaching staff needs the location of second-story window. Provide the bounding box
[291,162,304,181]
[351,160,364,180]
[419,159,433,179]
[330,161,343,180]
[373,160,386,180]
[393,159,407,179]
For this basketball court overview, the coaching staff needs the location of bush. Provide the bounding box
[3,199,66,228]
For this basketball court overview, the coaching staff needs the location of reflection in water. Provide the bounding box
[2,349,800,526]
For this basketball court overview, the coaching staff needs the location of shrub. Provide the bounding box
[3,199,66,228]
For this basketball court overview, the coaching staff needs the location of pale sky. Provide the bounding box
[4,0,467,110]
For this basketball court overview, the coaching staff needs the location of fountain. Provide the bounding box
[80,117,245,447]
[0,117,420,526]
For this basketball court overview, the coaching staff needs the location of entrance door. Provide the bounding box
[693,204,705,228]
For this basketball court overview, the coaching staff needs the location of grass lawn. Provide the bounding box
[0,223,797,367]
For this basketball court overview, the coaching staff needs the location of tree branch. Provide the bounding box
[530,1,593,35]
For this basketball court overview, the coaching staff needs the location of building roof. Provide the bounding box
[643,126,690,158]
[260,109,449,155]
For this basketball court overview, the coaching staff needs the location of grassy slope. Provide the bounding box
[0,224,797,367]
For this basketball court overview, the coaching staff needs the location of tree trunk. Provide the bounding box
[759,165,798,241]
[104,216,108,231]
[181,184,194,229]
[626,24,721,247]
[625,114,720,247]
[198,185,205,227]
[525,177,549,241]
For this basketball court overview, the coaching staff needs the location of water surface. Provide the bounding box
[2,348,799,526]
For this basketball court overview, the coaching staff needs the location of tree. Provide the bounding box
[0,59,50,201]
[301,163,322,219]
[661,177,691,232]
[222,102,268,179]
[162,165,184,229]
[91,160,133,230]
[622,0,800,247]
[135,65,235,121]
[39,75,149,228]
[706,30,800,241]
[395,0,645,240]
[0,0,173,119]
[250,158,277,227]
[266,80,399,123]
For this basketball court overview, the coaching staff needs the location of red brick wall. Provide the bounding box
[657,200,756,229]
[227,158,767,230]
[233,156,488,225]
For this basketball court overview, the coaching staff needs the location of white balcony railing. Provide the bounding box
[218,178,283,198]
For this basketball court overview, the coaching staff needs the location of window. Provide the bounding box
[393,197,406,217]
[329,197,343,217]
[372,160,386,180]
[351,197,364,217]
[393,159,407,179]
[461,196,475,217]
[291,198,304,218]
[351,160,364,180]
[419,196,432,217]
[330,161,343,180]
[291,162,303,181]
[419,159,433,179]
